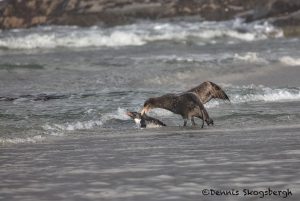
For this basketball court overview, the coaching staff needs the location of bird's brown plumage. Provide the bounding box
[187,81,230,104]
[140,81,228,127]
[141,92,212,127]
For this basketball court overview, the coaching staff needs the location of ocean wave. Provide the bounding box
[102,107,131,121]
[42,108,129,134]
[156,52,268,66]
[0,30,145,49]
[28,85,300,136]
[148,109,174,117]
[228,85,300,104]
[155,53,232,65]
[146,85,300,112]
[1,109,130,145]
[0,19,282,49]
[233,52,269,64]
[42,120,103,135]
[279,56,300,66]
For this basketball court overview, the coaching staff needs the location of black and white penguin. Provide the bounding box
[127,111,166,128]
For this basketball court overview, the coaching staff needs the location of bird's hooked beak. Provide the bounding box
[140,105,150,115]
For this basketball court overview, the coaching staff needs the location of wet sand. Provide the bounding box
[1,125,299,201]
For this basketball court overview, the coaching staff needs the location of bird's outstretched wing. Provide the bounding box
[187,81,230,104]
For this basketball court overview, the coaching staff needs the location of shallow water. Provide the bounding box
[0,20,300,143]
[0,19,300,200]
[1,126,299,201]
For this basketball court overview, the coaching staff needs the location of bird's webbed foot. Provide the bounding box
[206,118,214,126]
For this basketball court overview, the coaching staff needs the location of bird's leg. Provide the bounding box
[200,110,205,128]
[183,119,188,126]
[191,117,197,126]
[206,118,214,126]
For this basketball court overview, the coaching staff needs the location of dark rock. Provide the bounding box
[0,0,299,36]
[272,11,300,37]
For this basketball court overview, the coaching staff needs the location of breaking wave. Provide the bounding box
[279,56,300,66]
[228,85,300,104]
[0,19,282,49]
[233,52,269,64]
[145,85,300,114]
[42,120,103,135]
[42,108,130,135]
[2,86,299,145]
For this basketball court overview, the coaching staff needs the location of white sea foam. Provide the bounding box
[229,85,300,104]
[0,19,282,49]
[43,120,103,134]
[0,135,45,145]
[149,108,174,117]
[42,108,130,133]
[279,56,300,66]
[102,107,131,121]
[205,101,221,108]
[156,53,233,64]
[39,86,300,135]
[234,52,268,64]
[0,30,145,49]
[235,90,300,103]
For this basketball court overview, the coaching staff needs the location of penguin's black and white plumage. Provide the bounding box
[127,111,166,128]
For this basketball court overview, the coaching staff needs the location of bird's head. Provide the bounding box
[140,98,156,115]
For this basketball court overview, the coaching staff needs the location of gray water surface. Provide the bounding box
[1,126,299,201]
[0,19,300,200]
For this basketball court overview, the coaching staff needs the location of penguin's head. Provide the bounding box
[127,111,145,126]
[126,111,141,119]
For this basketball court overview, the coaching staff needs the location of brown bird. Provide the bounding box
[140,81,229,127]
[187,81,230,104]
[140,92,213,127]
